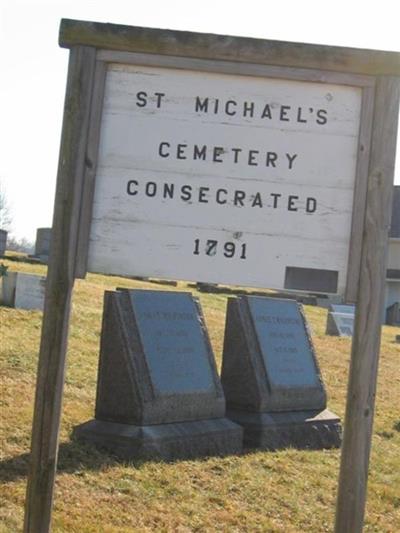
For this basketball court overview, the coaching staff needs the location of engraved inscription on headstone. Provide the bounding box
[131,291,215,394]
[221,295,341,450]
[74,289,242,460]
[248,298,320,389]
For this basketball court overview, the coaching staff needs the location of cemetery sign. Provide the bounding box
[66,31,381,299]
[23,19,399,533]
[84,62,365,295]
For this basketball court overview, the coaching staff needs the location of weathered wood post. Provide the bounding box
[23,45,96,532]
[334,76,400,533]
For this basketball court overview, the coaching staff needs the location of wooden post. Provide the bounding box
[335,76,400,533]
[23,45,96,533]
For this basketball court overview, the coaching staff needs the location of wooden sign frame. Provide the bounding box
[23,19,400,532]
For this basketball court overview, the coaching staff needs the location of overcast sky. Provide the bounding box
[1,0,399,241]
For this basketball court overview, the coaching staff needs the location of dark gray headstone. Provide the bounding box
[74,289,242,460]
[34,227,51,262]
[221,296,326,412]
[95,289,224,425]
[0,229,7,257]
[326,312,355,337]
[386,302,400,326]
[221,295,341,450]
[390,185,400,238]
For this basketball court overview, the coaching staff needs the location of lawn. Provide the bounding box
[0,257,399,532]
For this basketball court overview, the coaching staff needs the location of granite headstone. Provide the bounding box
[74,289,242,460]
[326,304,355,336]
[386,302,400,326]
[0,229,7,257]
[33,227,52,263]
[221,295,341,450]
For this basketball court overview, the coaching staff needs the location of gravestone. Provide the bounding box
[326,304,356,337]
[386,302,400,326]
[221,295,341,449]
[384,188,400,323]
[74,289,242,460]
[389,185,400,239]
[34,228,52,263]
[0,229,7,257]
[0,271,46,310]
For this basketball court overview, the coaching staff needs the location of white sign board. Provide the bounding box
[87,63,362,294]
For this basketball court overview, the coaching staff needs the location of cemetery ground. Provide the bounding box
[0,256,399,532]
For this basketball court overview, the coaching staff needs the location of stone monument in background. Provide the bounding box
[0,229,7,257]
[384,185,400,324]
[33,228,52,263]
[0,271,46,310]
[325,303,356,337]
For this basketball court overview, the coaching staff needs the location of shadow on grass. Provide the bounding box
[1,437,240,483]
[1,433,342,485]
[0,439,143,483]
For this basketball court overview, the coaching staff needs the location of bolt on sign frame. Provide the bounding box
[23,19,400,533]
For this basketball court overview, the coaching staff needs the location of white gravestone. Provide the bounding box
[1,272,46,310]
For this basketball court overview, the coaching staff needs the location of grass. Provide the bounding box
[0,256,399,532]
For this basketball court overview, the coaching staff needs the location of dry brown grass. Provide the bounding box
[0,257,399,532]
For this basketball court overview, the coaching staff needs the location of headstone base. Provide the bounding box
[227,408,341,450]
[73,417,243,461]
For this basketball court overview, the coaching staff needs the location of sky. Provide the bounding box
[0,0,399,242]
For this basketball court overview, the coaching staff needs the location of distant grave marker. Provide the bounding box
[386,302,400,326]
[326,312,355,337]
[1,272,45,311]
[221,296,340,449]
[0,229,7,257]
[74,289,242,460]
[33,228,52,263]
[326,304,356,337]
